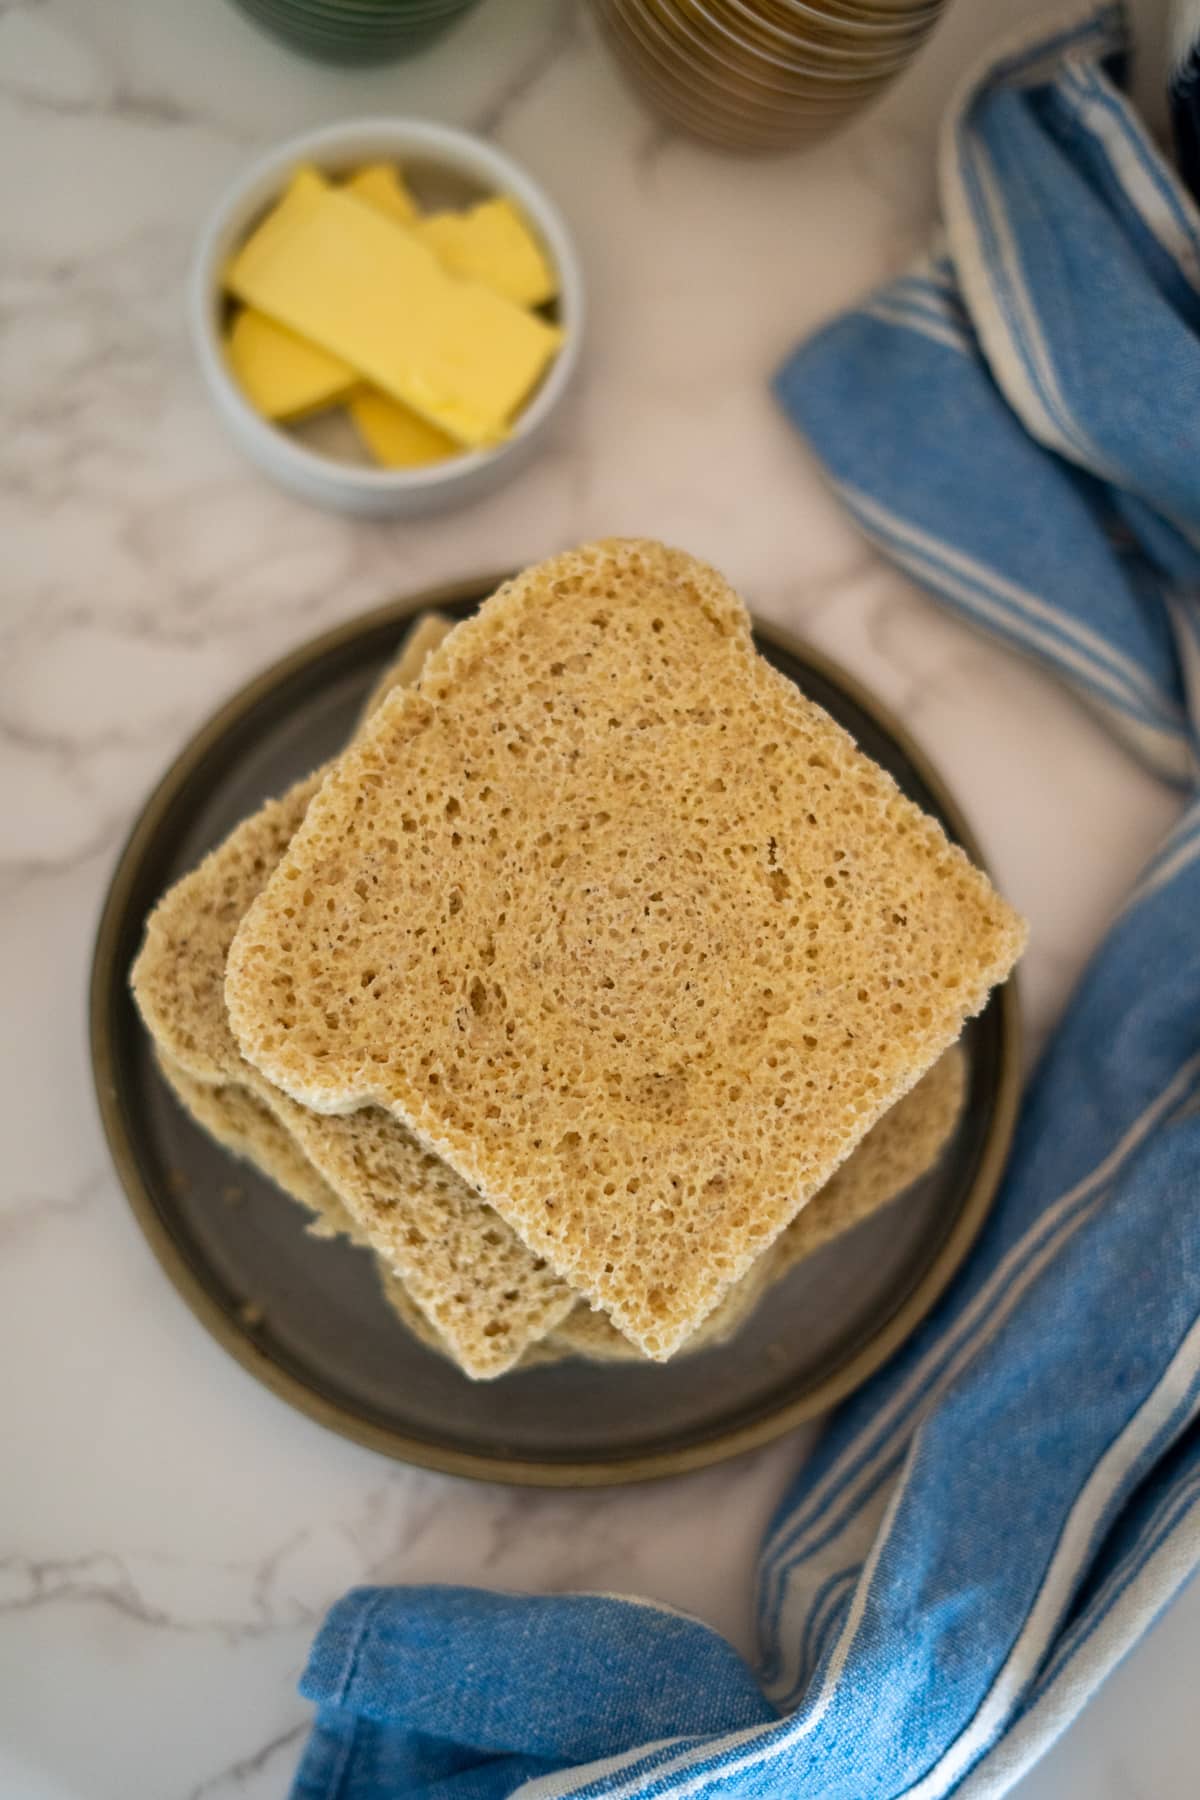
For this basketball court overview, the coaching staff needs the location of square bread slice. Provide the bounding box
[131,616,577,1379]
[227,540,1025,1358]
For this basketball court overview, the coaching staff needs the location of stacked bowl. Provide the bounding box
[228,0,483,65]
[590,0,946,152]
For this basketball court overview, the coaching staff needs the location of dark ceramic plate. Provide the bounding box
[91,578,1019,1486]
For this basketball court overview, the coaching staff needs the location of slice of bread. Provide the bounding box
[545,1041,968,1363]
[154,1050,355,1239]
[159,1026,964,1379]
[157,1052,459,1347]
[373,1042,966,1372]
[135,771,321,1086]
[772,1040,966,1275]
[227,540,1025,1358]
[358,612,457,725]
[258,1081,576,1371]
[545,1244,777,1364]
[380,1240,772,1370]
[131,615,577,1379]
[132,602,453,1090]
[161,1037,967,1377]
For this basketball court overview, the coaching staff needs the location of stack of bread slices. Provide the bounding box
[132,540,1023,1379]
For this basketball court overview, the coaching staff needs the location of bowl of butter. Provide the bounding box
[191,119,583,516]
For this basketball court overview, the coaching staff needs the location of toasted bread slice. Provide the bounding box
[227,541,1025,1357]
[131,615,576,1378]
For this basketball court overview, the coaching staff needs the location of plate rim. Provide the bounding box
[89,575,1022,1488]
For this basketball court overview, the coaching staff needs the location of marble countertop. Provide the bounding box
[3,0,1197,1794]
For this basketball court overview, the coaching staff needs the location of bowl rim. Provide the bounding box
[189,117,584,494]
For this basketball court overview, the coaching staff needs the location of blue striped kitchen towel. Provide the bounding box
[291,6,1200,1796]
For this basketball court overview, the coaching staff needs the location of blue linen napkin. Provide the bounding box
[291,7,1200,1795]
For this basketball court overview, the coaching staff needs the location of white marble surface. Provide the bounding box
[2,0,1197,1795]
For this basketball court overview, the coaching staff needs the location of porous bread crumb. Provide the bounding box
[377,1266,575,1368]
[260,1083,576,1368]
[357,613,457,725]
[160,1037,967,1376]
[773,1041,967,1275]
[131,616,576,1378]
[155,1051,356,1240]
[375,1266,452,1353]
[227,539,1026,1359]
[545,1244,775,1362]
[136,774,321,1085]
[159,1050,484,1351]
[560,1043,968,1359]
[378,1044,968,1370]
[165,1029,967,1374]
[375,1258,768,1369]
[159,1029,964,1375]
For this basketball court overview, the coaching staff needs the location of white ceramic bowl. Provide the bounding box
[190,119,584,517]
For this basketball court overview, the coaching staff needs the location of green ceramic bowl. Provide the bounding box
[228,0,481,66]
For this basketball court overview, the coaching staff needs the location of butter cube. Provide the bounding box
[226,308,357,421]
[417,196,558,308]
[349,390,458,466]
[225,171,561,447]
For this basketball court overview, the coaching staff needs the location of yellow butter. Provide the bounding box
[226,308,357,421]
[349,389,458,467]
[221,166,324,293]
[416,196,558,308]
[226,166,404,423]
[344,162,418,225]
[225,171,562,447]
[288,163,326,204]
